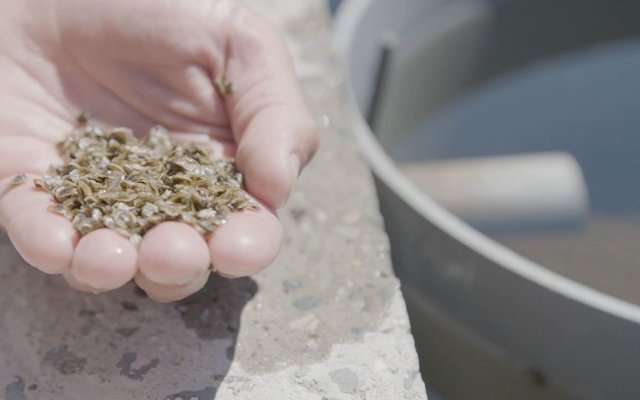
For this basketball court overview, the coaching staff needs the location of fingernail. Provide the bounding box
[213,262,240,279]
[281,154,300,208]
[289,154,300,180]
[216,270,240,279]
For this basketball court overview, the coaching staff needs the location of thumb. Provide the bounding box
[222,10,318,209]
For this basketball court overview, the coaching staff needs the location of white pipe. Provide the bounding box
[399,152,589,232]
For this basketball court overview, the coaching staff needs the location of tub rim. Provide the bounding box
[333,0,640,324]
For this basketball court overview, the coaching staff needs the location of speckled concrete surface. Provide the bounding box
[0,1,427,399]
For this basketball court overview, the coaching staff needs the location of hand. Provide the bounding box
[0,0,318,302]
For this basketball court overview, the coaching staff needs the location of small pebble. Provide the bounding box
[329,368,358,394]
[289,313,320,334]
[340,211,362,225]
[282,279,301,293]
[293,295,318,311]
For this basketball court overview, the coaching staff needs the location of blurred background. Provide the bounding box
[333,0,640,399]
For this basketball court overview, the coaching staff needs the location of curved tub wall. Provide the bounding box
[335,0,640,398]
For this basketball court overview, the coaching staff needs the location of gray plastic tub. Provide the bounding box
[334,0,640,399]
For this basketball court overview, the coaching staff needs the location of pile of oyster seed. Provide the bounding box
[34,124,255,245]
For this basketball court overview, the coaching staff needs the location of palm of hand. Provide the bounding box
[0,0,317,301]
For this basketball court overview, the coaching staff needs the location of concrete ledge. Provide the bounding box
[0,1,427,398]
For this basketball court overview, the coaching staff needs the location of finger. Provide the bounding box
[134,269,210,303]
[208,203,282,278]
[63,269,101,294]
[0,136,62,179]
[224,13,319,208]
[137,221,211,286]
[0,175,77,274]
[69,229,138,292]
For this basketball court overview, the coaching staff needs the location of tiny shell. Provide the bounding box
[10,174,27,186]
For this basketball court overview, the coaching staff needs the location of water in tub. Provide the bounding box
[391,39,640,306]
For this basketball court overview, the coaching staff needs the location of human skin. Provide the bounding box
[0,0,318,302]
